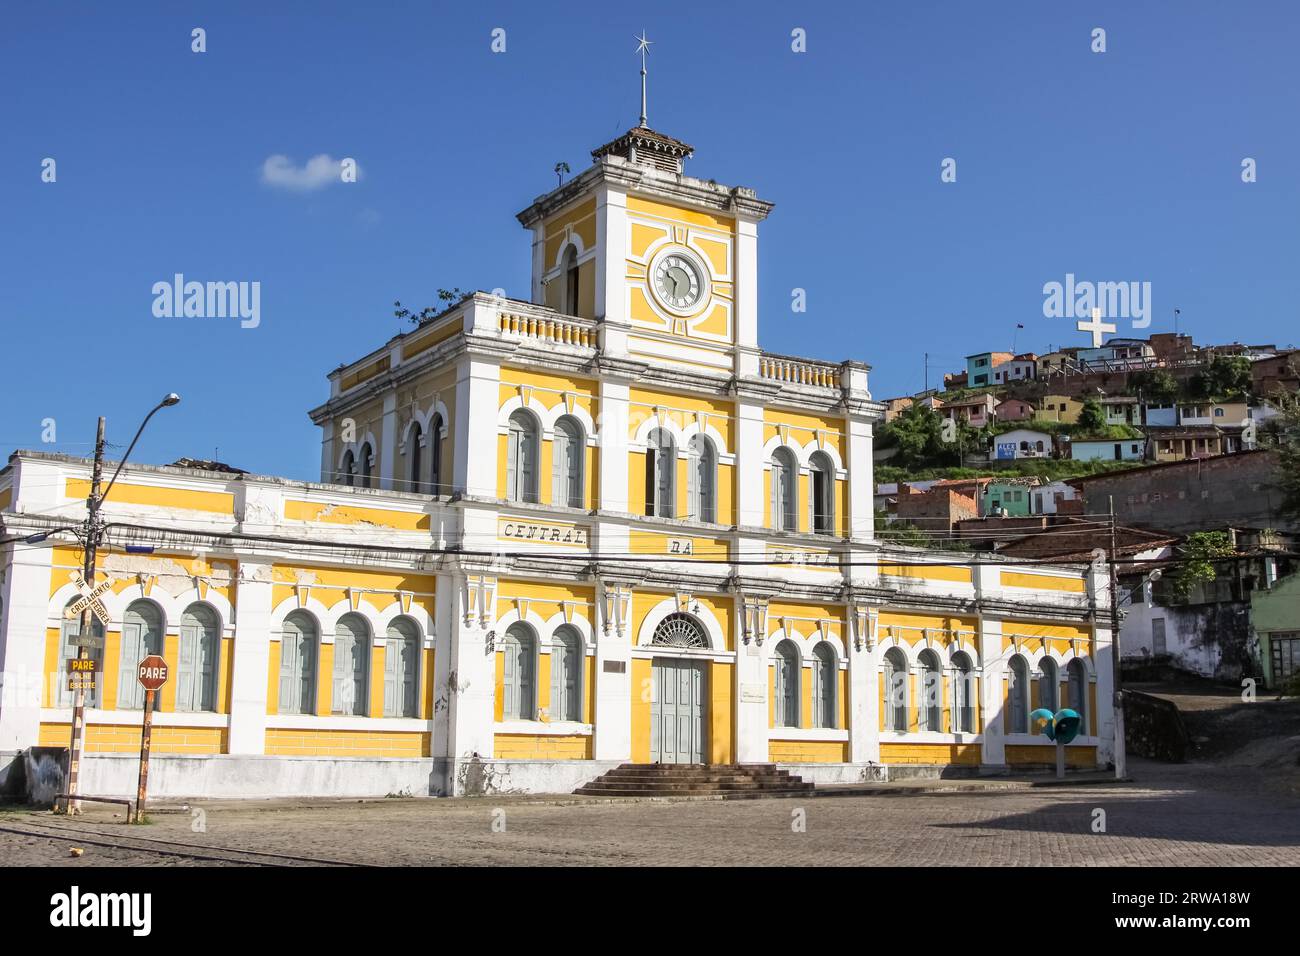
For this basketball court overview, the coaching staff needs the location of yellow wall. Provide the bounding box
[39,722,227,755]
[880,743,981,765]
[65,478,233,515]
[1006,744,1098,768]
[768,740,848,763]
[631,657,652,763]
[494,734,592,759]
[710,661,733,763]
[265,728,430,757]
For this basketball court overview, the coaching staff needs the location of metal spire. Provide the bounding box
[635,32,652,127]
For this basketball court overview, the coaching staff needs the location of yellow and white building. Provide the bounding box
[0,123,1116,797]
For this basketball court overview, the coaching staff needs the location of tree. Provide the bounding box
[1129,369,1179,403]
[1078,398,1106,433]
[1170,531,1237,601]
[1262,395,1300,523]
[393,288,468,326]
[1189,354,1252,400]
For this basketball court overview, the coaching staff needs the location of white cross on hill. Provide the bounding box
[1077,307,1116,348]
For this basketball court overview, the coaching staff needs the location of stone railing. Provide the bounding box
[498,309,596,348]
[759,354,841,389]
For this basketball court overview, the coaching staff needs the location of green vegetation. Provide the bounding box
[393,288,468,326]
[1188,354,1252,401]
[1170,531,1237,601]
[1258,395,1300,525]
[876,404,991,470]
[874,509,970,551]
[1078,398,1106,432]
[1128,369,1180,403]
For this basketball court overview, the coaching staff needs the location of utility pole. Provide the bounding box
[1109,495,1126,780]
[64,417,106,813]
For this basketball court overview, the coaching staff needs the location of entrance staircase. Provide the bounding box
[575,763,814,799]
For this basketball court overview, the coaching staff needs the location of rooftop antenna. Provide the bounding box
[635,31,653,127]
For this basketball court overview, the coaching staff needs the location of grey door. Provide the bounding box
[650,658,706,764]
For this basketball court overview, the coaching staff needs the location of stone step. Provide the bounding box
[578,779,814,792]
[576,762,814,799]
[575,786,813,799]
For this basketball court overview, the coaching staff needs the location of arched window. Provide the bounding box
[1068,658,1088,732]
[812,643,836,729]
[552,416,584,508]
[774,639,800,728]
[1008,655,1030,734]
[809,451,835,535]
[118,600,163,711]
[561,244,580,315]
[429,413,444,495]
[650,613,709,649]
[770,447,798,531]
[1038,658,1059,713]
[406,421,424,493]
[176,604,219,712]
[279,611,318,715]
[358,443,374,489]
[384,617,420,718]
[550,626,582,722]
[687,435,717,523]
[883,648,908,732]
[952,651,975,733]
[333,613,370,716]
[502,623,536,720]
[57,599,103,708]
[506,410,539,503]
[644,428,675,518]
[341,449,356,486]
[918,649,943,732]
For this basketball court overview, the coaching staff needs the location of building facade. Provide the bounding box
[0,123,1116,797]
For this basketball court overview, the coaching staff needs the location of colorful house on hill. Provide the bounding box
[1037,393,1083,424]
[966,351,1013,388]
[994,397,1035,422]
[0,114,1117,798]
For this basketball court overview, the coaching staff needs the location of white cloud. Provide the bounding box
[259,153,357,191]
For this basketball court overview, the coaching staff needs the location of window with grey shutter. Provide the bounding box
[407,422,423,493]
[1068,659,1087,732]
[280,612,317,715]
[553,417,582,508]
[177,604,219,712]
[503,624,535,719]
[774,640,799,727]
[550,626,581,722]
[384,617,420,717]
[771,448,797,531]
[333,613,370,716]
[884,649,908,732]
[919,650,942,731]
[686,437,700,520]
[1008,656,1029,733]
[1038,658,1059,713]
[118,601,163,711]
[507,411,538,503]
[952,653,975,733]
[429,414,444,495]
[813,644,836,728]
[654,430,675,517]
[810,452,834,534]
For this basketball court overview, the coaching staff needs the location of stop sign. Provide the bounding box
[138,655,169,690]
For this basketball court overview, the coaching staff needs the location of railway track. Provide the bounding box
[0,817,366,867]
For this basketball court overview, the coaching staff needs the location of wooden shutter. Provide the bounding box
[118,617,143,710]
[503,633,519,718]
[686,439,700,520]
[177,618,198,711]
[332,628,350,714]
[197,617,217,712]
[506,422,519,501]
[566,429,581,507]
[402,633,418,717]
[811,652,823,728]
[769,458,781,530]
[551,425,566,505]
[279,623,299,714]
[383,631,399,717]
[656,436,673,517]
[521,425,536,503]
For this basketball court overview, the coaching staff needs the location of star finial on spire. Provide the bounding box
[635,32,652,127]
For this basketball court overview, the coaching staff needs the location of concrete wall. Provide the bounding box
[1121,598,1256,681]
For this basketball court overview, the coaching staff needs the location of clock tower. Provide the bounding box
[516,122,773,378]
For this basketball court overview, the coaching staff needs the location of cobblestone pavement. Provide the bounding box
[3,759,1298,866]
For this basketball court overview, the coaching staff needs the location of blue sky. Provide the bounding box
[2,1,1297,480]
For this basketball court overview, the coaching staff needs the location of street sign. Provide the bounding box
[65,580,111,628]
[69,633,105,649]
[137,655,168,690]
[66,673,97,692]
[66,659,100,675]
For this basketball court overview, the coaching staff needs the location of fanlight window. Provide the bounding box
[650,613,709,649]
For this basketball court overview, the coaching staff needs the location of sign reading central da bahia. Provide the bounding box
[497,517,589,547]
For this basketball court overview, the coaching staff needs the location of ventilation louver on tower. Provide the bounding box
[591,126,694,175]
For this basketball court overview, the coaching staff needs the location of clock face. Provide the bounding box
[651,248,708,315]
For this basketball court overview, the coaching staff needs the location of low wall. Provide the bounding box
[776,763,888,785]
[1122,690,1190,762]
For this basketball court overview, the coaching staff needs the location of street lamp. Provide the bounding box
[62,393,180,814]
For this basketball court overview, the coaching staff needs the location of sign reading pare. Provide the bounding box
[498,518,589,548]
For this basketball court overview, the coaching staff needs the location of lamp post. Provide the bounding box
[59,394,180,813]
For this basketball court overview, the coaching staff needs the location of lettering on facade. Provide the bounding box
[667,538,694,555]
[767,547,838,571]
[498,520,589,547]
